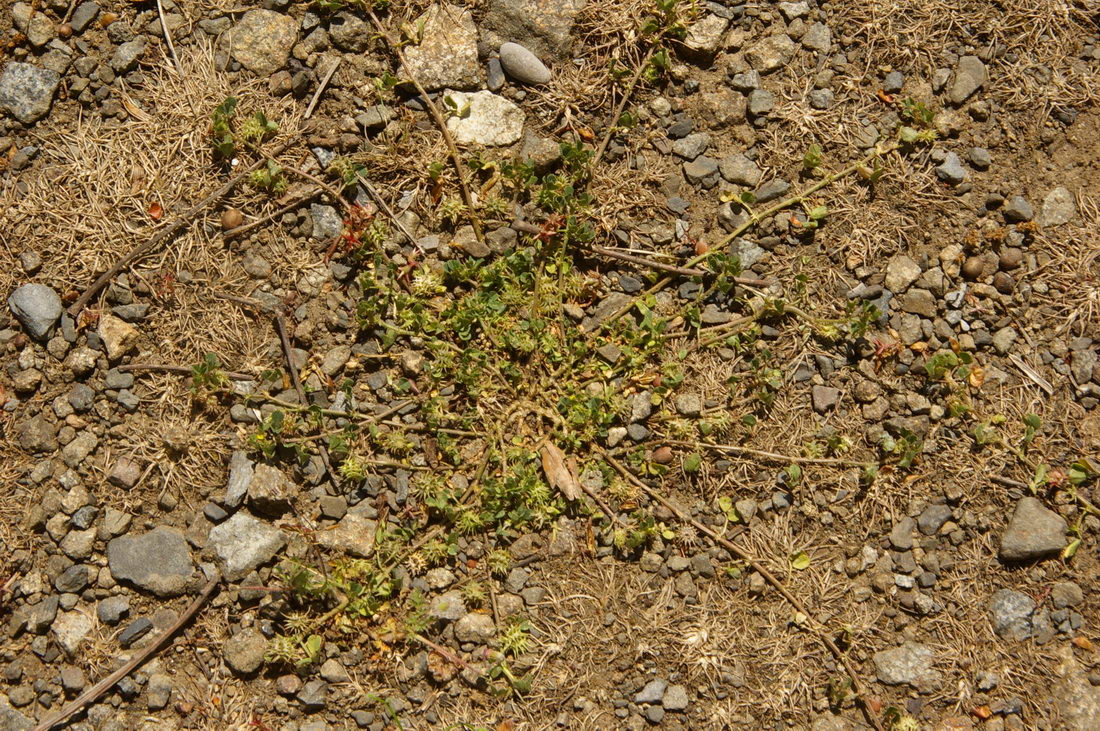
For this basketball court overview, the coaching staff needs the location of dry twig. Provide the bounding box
[69,142,289,318]
[32,577,220,731]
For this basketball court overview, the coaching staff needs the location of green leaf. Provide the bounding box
[1062,537,1081,560]
[790,550,811,570]
[682,453,702,473]
[785,464,802,485]
[898,126,919,143]
[807,205,828,221]
[803,144,823,169]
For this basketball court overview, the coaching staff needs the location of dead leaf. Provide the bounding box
[540,441,580,501]
[148,201,163,220]
[1072,636,1095,652]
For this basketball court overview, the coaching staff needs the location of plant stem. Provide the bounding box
[366,10,485,245]
[602,143,899,329]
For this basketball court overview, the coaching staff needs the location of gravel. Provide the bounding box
[948,55,987,105]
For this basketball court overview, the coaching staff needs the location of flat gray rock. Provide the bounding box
[8,283,62,339]
[0,61,60,123]
[499,42,551,85]
[108,526,195,597]
[999,497,1066,561]
[949,55,987,105]
[873,642,941,689]
[207,511,286,580]
[480,0,585,60]
[228,9,298,76]
[989,587,1051,640]
[1038,187,1076,227]
[400,3,480,91]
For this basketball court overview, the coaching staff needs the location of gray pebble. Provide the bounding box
[498,42,551,85]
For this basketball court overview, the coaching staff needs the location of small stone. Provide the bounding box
[454,612,496,643]
[320,658,350,683]
[883,71,905,93]
[119,617,154,647]
[949,55,987,105]
[228,9,299,76]
[998,497,1067,562]
[207,511,287,580]
[55,564,90,593]
[399,3,479,90]
[444,90,524,146]
[70,2,99,33]
[683,156,720,187]
[498,42,551,85]
[671,132,711,159]
[316,513,377,558]
[0,62,61,123]
[108,527,194,597]
[225,451,254,508]
[745,34,795,73]
[808,88,833,109]
[8,283,62,340]
[935,152,966,185]
[662,684,689,711]
[310,204,342,240]
[110,38,145,73]
[719,153,762,186]
[97,596,130,625]
[747,89,775,116]
[811,385,840,413]
[1003,195,1034,222]
[754,179,790,203]
[917,504,952,535]
[62,431,98,467]
[1051,581,1084,609]
[59,665,85,694]
[486,58,505,91]
[97,314,139,361]
[224,627,267,675]
[884,256,921,293]
[969,147,992,170]
[991,326,1018,355]
[297,679,328,711]
[52,611,94,657]
[801,22,832,52]
[674,393,702,417]
[247,463,292,516]
[636,678,667,704]
[276,674,302,696]
[989,588,1048,640]
[429,590,468,622]
[681,14,729,61]
[873,642,941,689]
[596,343,622,364]
[147,673,172,710]
[1038,187,1076,227]
[107,457,142,489]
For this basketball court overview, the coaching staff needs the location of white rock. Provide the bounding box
[444,91,525,146]
[52,610,94,657]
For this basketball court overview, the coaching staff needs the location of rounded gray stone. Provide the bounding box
[8,283,62,340]
[107,526,195,597]
[498,42,551,85]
